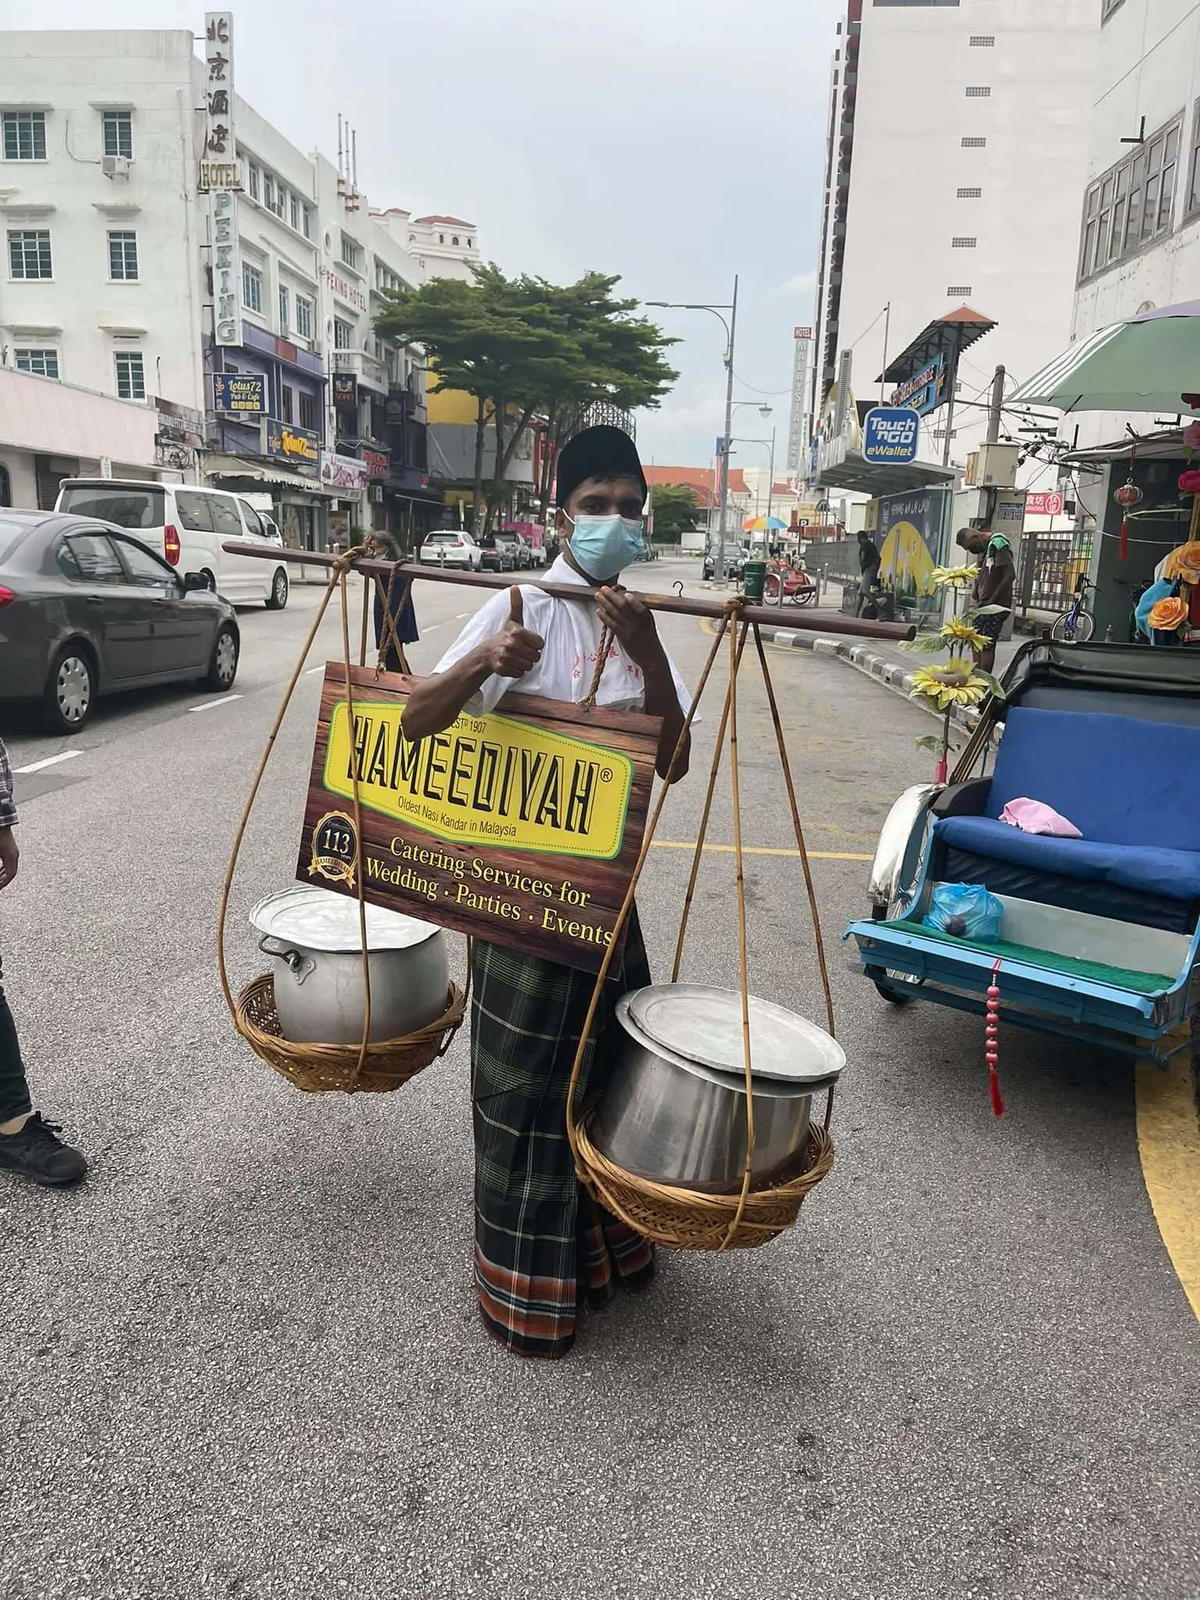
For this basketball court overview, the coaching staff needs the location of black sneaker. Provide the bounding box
[0,1113,88,1185]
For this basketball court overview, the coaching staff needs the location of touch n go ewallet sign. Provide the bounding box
[298,666,661,972]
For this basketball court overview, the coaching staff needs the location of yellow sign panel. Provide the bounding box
[323,701,634,861]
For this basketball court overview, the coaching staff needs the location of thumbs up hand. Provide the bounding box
[485,586,544,679]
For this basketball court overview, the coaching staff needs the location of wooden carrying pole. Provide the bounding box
[220,542,917,643]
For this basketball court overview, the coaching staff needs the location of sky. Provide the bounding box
[7,0,844,472]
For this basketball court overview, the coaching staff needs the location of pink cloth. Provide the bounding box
[999,797,1083,838]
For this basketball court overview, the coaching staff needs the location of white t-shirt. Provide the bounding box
[431,555,692,717]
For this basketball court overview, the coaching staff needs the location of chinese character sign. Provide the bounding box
[200,13,242,193]
[862,407,921,466]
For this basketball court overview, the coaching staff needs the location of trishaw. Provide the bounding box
[764,560,818,607]
[846,639,1200,1067]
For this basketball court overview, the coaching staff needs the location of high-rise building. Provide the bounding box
[811,0,1099,476]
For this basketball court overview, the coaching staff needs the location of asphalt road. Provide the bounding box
[1,558,1197,1600]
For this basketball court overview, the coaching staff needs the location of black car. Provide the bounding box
[0,510,240,733]
[476,533,513,572]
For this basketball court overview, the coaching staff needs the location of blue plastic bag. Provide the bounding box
[923,882,1003,942]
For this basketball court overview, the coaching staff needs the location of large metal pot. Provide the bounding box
[590,984,843,1192]
[248,888,449,1045]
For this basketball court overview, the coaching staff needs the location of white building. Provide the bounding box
[812,0,1099,479]
[0,25,464,545]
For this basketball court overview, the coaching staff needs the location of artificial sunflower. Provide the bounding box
[1163,541,1200,584]
[1148,595,1189,632]
[909,661,990,711]
[940,615,989,653]
[931,563,980,588]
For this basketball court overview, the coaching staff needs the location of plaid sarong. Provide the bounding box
[470,914,654,1359]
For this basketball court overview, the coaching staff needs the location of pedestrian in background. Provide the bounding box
[956,526,1015,674]
[368,529,419,672]
[0,737,87,1186]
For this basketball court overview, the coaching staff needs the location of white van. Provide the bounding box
[54,479,290,609]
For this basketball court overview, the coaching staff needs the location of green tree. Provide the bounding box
[648,483,700,545]
[376,267,678,529]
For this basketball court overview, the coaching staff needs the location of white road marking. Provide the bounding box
[188,694,244,713]
[305,666,326,675]
[13,750,83,775]
[453,611,470,619]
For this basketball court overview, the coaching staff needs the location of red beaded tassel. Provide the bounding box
[985,958,1005,1117]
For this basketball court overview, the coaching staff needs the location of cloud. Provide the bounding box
[774,270,817,300]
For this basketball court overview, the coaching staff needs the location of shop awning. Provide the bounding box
[1058,427,1186,467]
[1009,303,1200,416]
[204,456,337,494]
[878,305,996,388]
[815,453,958,496]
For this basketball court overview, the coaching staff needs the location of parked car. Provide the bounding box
[54,479,289,610]
[703,543,747,581]
[496,533,532,570]
[419,530,482,570]
[476,533,513,572]
[0,510,240,733]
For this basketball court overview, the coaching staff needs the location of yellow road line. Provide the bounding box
[1136,1053,1200,1320]
[650,841,871,860]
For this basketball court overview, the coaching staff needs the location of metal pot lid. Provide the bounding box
[248,887,441,954]
[623,983,844,1085]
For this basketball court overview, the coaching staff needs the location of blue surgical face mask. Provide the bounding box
[565,513,646,581]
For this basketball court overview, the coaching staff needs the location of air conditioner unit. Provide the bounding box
[101,154,132,180]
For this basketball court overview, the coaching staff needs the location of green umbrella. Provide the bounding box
[1009,301,1200,416]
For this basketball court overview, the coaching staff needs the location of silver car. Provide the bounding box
[0,510,240,733]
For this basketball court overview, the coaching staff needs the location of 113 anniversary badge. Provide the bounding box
[297,665,661,972]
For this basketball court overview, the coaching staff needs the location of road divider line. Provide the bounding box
[188,694,244,713]
[1136,1050,1200,1321]
[14,750,83,775]
[650,840,870,861]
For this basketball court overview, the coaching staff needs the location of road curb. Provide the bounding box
[754,622,986,739]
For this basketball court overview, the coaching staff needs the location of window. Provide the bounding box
[208,496,243,540]
[340,232,361,270]
[8,228,52,279]
[3,110,46,161]
[290,193,300,230]
[242,261,263,313]
[951,236,977,247]
[174,490,214,532]
[298,390,316,431]
[1186,100,1200,217]
[280,384,294,423]
[962,136,987,148]
[956,187,982,198]
[114,350,145,400]
[1079,116,1182,280]
[295,295,314,340]
[438,233,445,244]
[102,111,133,159]
[969,35,995,46]
[15,347,59,378]
[113,536,173,588]
[965,86,991,98]
[238,500,265,537]
[248,162,260,200]
[64,534,124,583]
[57,484,163,525]
[946,285,972,297]
[270,182,286,220]
[263,173,274,209]
[452,235,459,246]
[933,428,958,440]
[108,230,138,280]
[333,317,353,349]
[278,284,289,332]
[302,205,312,239]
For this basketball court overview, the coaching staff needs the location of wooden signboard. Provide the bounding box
[297,665,662,973]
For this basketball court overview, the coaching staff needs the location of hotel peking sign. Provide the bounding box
[299,666,661,972]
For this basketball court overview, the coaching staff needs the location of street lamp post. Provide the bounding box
[730,419,775,550]
[648,276,738,584]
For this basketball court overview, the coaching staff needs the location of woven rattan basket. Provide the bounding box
[234,972,465,1094]
[572,1116,834,1252]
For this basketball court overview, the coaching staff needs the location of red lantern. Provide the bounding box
[1114,477,1142,561]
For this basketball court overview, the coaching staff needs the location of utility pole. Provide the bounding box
[986,364,1006,444]
[715,275,739,585]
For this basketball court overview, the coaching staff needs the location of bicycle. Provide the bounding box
[1049,576,1096,643]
